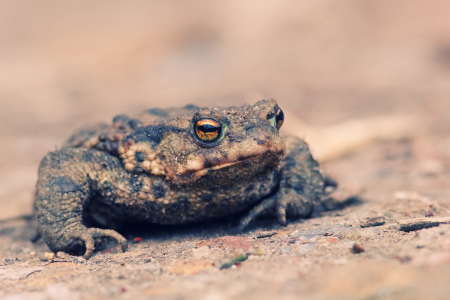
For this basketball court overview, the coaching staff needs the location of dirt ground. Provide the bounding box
[2,1,450,299]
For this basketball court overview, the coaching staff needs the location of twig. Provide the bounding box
[397,215,450,232]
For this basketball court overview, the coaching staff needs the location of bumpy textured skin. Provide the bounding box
[35,99,325,258]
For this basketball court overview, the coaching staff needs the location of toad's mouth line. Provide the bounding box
[189,159,249,178]
[184,148,284,177]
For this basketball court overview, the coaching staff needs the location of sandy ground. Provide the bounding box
[1,1,450,299]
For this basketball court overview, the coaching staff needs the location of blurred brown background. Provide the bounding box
[1,0,450,218]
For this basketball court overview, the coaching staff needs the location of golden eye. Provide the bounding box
[267,107,284,129]
[195,119,222,142]
[276,108,284,129]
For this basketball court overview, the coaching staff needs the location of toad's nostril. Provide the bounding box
[245,125,260,137]
[257,140,266,145]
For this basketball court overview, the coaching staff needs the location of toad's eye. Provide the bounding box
[275,108,284,129]
[267,107,284,129]
[195,119,222,142]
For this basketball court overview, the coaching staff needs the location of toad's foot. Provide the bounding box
[237,193,312,231]
[68,227,128,259]
[35,149,129,259]
[238,137,329,231]
[237,197,277,231]
[237,177,338,231]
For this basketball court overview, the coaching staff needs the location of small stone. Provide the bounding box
[133,237,143,243]
[351,244,364,254]
[56,251,68,258]
[360,216,386,228]
[29,251,36,257]
[44,252,55,260]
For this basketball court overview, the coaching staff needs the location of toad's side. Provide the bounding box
[34,99,327,258]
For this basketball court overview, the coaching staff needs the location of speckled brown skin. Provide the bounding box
[35,99,326,258]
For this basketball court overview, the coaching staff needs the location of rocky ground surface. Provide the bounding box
[2,1,450,299]
[2,132,450,300]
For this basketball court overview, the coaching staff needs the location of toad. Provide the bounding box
[34,99,334,258]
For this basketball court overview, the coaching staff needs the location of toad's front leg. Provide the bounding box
[35,148,127,259]
[239,136,330,230]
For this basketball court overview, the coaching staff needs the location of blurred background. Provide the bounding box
[1,0,450,219]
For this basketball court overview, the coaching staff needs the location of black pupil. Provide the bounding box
[198,124,219,133]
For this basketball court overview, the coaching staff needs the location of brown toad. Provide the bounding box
[34,99,332,258]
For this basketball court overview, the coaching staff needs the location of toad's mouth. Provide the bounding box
[191,159,242,177]
[179,145,285,180]
[176,155,270,184]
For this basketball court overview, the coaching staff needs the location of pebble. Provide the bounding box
[351,244,365,254]
[360,216,386,228]
[42,252,55,261]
